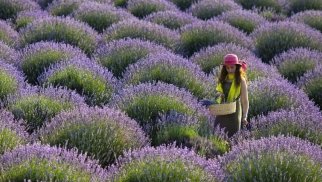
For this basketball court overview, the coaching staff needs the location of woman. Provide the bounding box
[214,53,249,137]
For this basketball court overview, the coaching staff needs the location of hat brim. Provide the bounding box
[221,62,242,66]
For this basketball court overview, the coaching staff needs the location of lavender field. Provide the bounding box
[0,0,322,181]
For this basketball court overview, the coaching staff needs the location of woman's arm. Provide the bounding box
[240,78,249,121]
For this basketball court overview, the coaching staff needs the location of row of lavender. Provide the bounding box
[0,0,322,181]
[0,0,322,102]
[2,107,322,181]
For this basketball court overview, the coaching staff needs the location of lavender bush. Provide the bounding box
[168,0,199,10]
[19,16,99,55]
[257,7,287,22]
[15,10,50,30]
[216,9,267,34]
[47,0,84,16]
[6,86,86,133]
[0,143,108,181]
[0,61,25,102]
[286,0,322,15]
[188,0,242,20]
[155,112,230,157]
[0,41,17,64]
[251,21,322,63]
[37,106,149,166]
[106,145,225,181]
[94,38,169,78]
[101,19,180,52]
[44,0,114,14]
[121,52,215,99]
[272,47,322,83]
[144,10,199,30]
[0,0,40,20]
[234,0,284,13]
[289,10,322,33]
[297,65,322,110]
[39,57,118,106]
[0,109,29,154]
[248,78,319,119]
[0,20,18,47]
[220,136,322,181]
[73,2,133,33]
[179,20,252,57]
[232,108,322,147]
[190,43,281,81]
[109,82,210,138]
[190,42,255,74]
[17,41,88,84]
[127,0,178,18]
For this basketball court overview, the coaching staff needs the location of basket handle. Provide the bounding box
[215,92,226,103]
[216,93,241,103]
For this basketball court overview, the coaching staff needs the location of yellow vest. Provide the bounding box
[215,78,241,103]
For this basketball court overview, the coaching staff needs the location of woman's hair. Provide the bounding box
[218,65,247,85]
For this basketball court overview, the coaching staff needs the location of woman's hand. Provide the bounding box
[214,92,224,98]
[242,118,248,128]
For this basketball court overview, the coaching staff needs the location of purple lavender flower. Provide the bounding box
[188,0,242,20]
[121,52,215,99]
[101,18,180,52]
[179,20,252,57]
[109,82,211,137]
[19,16,99,55]
[216,9,267,34]
[231,108,322,147]
[190,42,281,81]
[250,21,322,63]
[219,136,322,181]
[272,47,322,83]
[106,145,225,181]
[0,0,40,20]
[0,20,18,47]
[0,41,18,64]
[37,106,149,166]
[248,77,320,119]
[127,0,178,18]
[289,10,322,33]
[297,65,322,110]
[0,61,26,102]
[38,57,118,106]
[6,85,86,133]
[17,41,88,84]
[94,38,171,78]
[72,1,134,33]
[144,10,200,30]
[0,109,29,154]
[15,10,50,30]
[0,143,108,181]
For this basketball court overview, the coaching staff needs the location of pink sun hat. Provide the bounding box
[223,54,242,65]
[223,53,247,71]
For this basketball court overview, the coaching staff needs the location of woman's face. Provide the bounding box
[225,64,236,73]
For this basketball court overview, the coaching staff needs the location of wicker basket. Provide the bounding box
[208,101,236,116]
